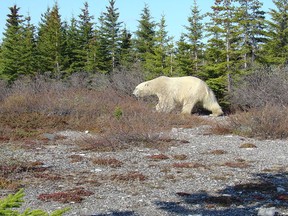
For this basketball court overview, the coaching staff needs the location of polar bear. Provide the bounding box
[133,76,223,117]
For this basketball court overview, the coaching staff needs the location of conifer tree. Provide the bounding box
[0,5,24,81]
[21,15,37,75]
[96,0,122,73]
[184,0,204,74]
[145,15,174,78]
[134,4,156,64]
[73,2,94,72]
[36,3,64,74]
[205,0,239,98]
[262,0,288,65]
[174,34,193,76]
[119,27,134,68]
[235,0,266,69]
[64,17,79,73]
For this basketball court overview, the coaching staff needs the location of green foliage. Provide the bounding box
[36,3,64,74]
[0,189,69,216]
[262,0,288,65]
[114,106,123,120]
[144,15,174,79]
[134,4,156,63]
[0,5,24,81]
[183,0,204,75]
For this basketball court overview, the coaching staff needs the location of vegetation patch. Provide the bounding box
[38,187,94,203]
[110,172,147,182]
[0,177,22,190]
[207,149,228,155]
[172,162,207,169]
[147,154,170,161]
[239,143,257,148]
[92,157,123,168]
[172,154,188,160]
[222,161,250,169]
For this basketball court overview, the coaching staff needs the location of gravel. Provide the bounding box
[1,122,288,216]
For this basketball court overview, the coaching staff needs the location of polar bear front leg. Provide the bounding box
[156,96,175,113]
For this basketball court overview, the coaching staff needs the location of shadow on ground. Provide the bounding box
[155,172,288,215]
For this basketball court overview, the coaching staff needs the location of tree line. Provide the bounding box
[0,0,287,102]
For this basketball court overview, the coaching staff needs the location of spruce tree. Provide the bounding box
[0,5,24,81]
[64,17,80,73]
[262,0,288,65]
[184,0,204,74]
[174,34,193,76]
[97,0,122,73]
[145,15,174,78]
[235,0,266,69]
[205,0,239,99]
[36,3,64,74]
[21,15,37,75]
[73,2,94,72]
[119,27,134,68]
[134,4,156,64]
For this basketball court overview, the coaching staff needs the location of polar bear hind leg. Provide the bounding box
[202,90,223,117]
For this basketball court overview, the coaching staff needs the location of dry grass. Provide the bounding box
[239,143,257,148]
[210,105,288,139]
[172,162,207,169]
[110,172,147,182]
[37,187,94,203]
[147,154,170,161]
[229,105,288,139]
[92,157,123,168]
[0,73,206,143]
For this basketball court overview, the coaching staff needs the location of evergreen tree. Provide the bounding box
[134,4,156,64]
[86,29,101,72]
[262,0,288,65]
[119,27,134,68]
[145,15,174,78]
[184,0,205,74]
[63,17,79,73]
[204,0,239,99]
[36,3,64,74]
[72,2,94,72]
[96,0,122,73]
[235,0,266,69]
[0,5,24,81]
[174,34,193,76]
[20,15,37,75]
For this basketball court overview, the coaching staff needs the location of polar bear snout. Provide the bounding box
[133,88,140,97]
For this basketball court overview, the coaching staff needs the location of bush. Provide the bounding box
[0,71,206,141]
[229,105,288,139]
[0,189,69,215]
[230,67,288,110]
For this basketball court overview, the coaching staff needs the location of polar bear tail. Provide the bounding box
[203,87,224,117]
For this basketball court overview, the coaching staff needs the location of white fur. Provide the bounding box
[133,76,223,117]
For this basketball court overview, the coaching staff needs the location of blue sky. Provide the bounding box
[0,0,276,42]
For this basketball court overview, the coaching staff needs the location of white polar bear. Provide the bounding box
[133,76,223,117]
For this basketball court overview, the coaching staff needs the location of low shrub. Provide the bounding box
[229,105,288,139]
[230,66,288,110]
[0,189,69,215]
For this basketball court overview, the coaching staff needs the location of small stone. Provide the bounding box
[257,207,276,216]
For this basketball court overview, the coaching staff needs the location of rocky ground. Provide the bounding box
[1,120,288,216]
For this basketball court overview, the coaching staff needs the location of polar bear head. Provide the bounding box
[133,81,154,97]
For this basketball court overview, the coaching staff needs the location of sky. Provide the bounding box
[0,0,276,42]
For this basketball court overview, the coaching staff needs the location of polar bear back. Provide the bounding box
[152,76,209,101]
